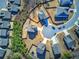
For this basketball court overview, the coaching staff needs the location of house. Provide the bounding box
[55,7,69,21]
[0,38,9,48]
[9,0,15,3]
[38,10,49,27]
[0,48,6,59]
[0,11,5,18]
[9,5,19,15]
[0,29,9,38]
[75,28,79,38]
[14,0,20,6]
[59,0,73,7]
[9,0,20,6]
[0,19,2,24]
[27,25,38,39]
[14,0,21,6]
[0,0,7,9]
[52,44,61,59]
[37,43,46,59]
[0,21,10,29]
[64,35,76,50]
[2,11,11,21]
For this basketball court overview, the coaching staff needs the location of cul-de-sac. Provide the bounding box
[0,0,79,59]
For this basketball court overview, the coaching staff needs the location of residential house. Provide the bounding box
[0,21,10,29]
[0,38,9,48]
[0,19,2,24]
[52,44,61,59]
[27,25,38,39]
[0,0,7,9]
[75,28,79,38]
[59,0,73,7]
[0,29,9,38]
[2,11,11,21]
[38,10,49,27]
[9,5,19,15]
[14,0,20,6]
[0,11,5,18]
[9,0,20,6]
[37,43,46,59]
[0,48,6,59]
[9,0,14,3]
[55,7,69,21]
[64,35,76,50]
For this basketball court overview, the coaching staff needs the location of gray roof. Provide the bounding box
[9,5,19,13]
[38,10,46,21]
[52,44,61,55]
[3,11,11,20]
[0,21,10,29]
[0,0,7,9]
[0,38,9,47]
[27,25,37,32]
[0,48,6,59]
[0,19,2,24]
[42,25,55,38]
[9,0,20,5]
[56,7,68,16]
[59,0,73,6]
[14,0,20,5]
[75,28,79,38]
[64,35,73,44]
[37,43,46,54]
[9,0,14,2]
[0,29,8,37]
[0,11,11,20]
[0,11,5,17]
[64,35,75,49]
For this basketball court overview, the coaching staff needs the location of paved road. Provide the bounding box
[30,0,79,44]
[49,0,79,39]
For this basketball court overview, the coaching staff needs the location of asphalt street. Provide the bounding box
[48,0,79,39]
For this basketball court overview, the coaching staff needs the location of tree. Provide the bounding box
[62,51,72,59]
[11,53,21,59]
[11,20,28,55]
